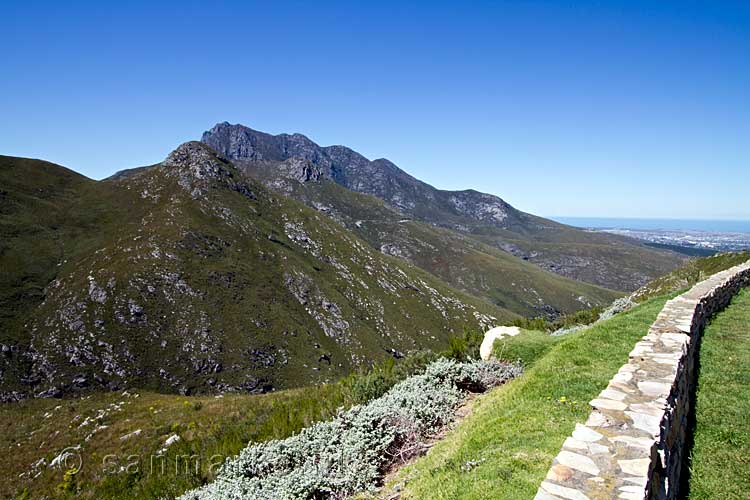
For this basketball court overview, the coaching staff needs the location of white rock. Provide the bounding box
[119,429,142,441]
[629,402,664,417]
[613,371,633,384]
[625,411,661,435]
[49,445,81,468]
[479,326,521,360]
[535,491,563,500]
[600,388,627,401]
[563,437,588,450]
[619,492,643,500]
[619,485,645,494]
[637,381,671,397]
[163,434,181,447]
[587,442,610,454]
[623,475,648,487]
[585,411,609,427]
[612,435,654,450]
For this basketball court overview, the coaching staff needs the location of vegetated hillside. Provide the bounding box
[0,145,513,401]
[210,159,620,317]
[1,385,355,499]
[202,122,684,291]
[632,250,750,302]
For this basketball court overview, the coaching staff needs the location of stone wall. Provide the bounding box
[535,261,750,500]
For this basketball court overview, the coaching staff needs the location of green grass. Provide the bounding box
[1,386,352,500]
[387,294,672,500]
[688,288,750,499]
[491,329,563,367]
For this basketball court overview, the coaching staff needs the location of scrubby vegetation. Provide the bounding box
[505,251,750,336]
[510,306,603,333]
[3,386,353,500]
[633,251,750,302]
[179,359,521,500]
[1,333,501,500]
[688,288,750,499]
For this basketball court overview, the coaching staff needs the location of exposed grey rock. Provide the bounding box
[202,123,518,229]
[162,141,255,201]
[600,295,637,321]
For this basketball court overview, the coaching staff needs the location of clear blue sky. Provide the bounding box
[2,1,748,219]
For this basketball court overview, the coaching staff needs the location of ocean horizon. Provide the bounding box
[551,217,750,234]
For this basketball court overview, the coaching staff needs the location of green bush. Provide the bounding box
[439,329,485,361]
[511,306,602,333]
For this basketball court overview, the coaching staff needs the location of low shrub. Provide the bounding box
[512,306,603,333]
[342,350,437,404]
[178,358,522,500]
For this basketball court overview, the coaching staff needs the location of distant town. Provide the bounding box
[599,228,750,254]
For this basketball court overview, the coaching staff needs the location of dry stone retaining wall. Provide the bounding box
[535,261,750,500]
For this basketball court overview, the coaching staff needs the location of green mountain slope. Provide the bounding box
[231,161,621,317]
[202,122,683,291]
[0,145,514,401]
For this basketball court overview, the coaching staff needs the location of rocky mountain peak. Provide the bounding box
[162,141,253,200]
[201,122,521,229]
[163,141,228,175]
[202,122,321,163]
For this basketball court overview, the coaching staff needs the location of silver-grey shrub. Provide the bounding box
[178,358,521,500]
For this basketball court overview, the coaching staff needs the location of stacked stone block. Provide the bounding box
[535,261,750,500]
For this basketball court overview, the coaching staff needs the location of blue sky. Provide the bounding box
[1,1,748,219]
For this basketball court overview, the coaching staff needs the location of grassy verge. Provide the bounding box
[492,329,563,367]
[688,288,750,499]
[388,294,671,500]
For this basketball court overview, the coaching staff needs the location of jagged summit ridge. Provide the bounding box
[202,122,326,165]
[201,122,517,222]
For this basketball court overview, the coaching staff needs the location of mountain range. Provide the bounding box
[0,124,683,401]
[202,122,682,291]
